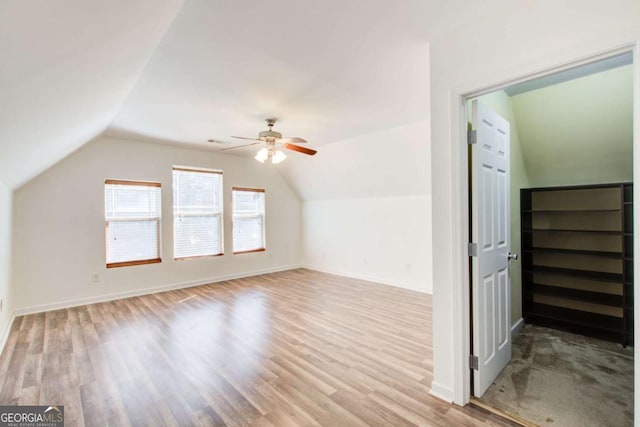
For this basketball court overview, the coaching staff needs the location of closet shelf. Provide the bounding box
[526,310,624,335]
[523,228,622,235]
[524,247,623,258]
[525,284,623,307]
[523,209,621,213]
[521,183,633,346]
[525,266,623,282]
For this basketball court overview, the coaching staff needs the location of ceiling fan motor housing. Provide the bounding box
[259,130,282,140]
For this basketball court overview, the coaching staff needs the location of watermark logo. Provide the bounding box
[0,405,64,427]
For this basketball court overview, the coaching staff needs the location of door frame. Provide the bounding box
[454,42,640,409]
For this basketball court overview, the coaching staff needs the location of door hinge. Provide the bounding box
[469,355,478,370]
[467,129,477,145]
[468,242,478,257]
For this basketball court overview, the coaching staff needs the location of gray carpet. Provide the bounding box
[480,324,634,427]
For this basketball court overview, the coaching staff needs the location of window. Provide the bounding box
[105,180,162,268]
[232,187,265,254]
[173,167,223,259]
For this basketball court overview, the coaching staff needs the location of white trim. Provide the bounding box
[303,265,432,294]
[452,89,471,406]
[455,44,638,100]
[455,42,640,407]
[172,165,223,174]
[511,318,524,340]
[0,313,16,357]
[429,381,454,403]
[14,264,301,316]
[632,41,640,427]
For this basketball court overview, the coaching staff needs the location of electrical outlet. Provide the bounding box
[405,263,412,273]
[91,273,101,283]
[0,298,3,312]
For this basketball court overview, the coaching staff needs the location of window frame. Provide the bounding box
[232,186,266,255]
[104,179,162,269]
[172,166,224,260]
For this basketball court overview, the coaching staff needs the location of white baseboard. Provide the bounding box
[15,264,301,316]
[303,265,432,294]
[0,313,16,358]
[429,381,454,403]
[511,317,524,339]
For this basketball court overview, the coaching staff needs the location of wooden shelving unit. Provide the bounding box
[521,183,633,346]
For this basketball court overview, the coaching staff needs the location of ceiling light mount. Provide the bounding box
[259,118,282,140]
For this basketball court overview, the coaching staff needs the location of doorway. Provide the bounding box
[467,52,634,426]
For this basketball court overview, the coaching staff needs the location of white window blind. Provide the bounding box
[105,180,162,268]
[173,167,223,259]
[232,187,265,254]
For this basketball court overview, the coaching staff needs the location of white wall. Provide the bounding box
[303,196,432,293]
[0,182,14,347]
[429,0,640,405]
[12,136,302,313]
[279,120,430,201]
[279,119,433,293]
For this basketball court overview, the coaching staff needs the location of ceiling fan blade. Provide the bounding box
[278,137,307,144]
[221,142,261,151]
[283,143,317,156]
[231,136,263,142]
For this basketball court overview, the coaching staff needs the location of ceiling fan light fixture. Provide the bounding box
[232,118,316,161]
[255,148,269,163]
[272,150,287,164]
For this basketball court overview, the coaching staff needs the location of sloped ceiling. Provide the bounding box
[278,120,430,201]
[0,0,186,189]
[107,0,446,148]
[511,65,633,187]
[1,0,469,191]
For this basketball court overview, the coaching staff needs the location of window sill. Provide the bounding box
[174,253,224,261]
[233,248,266,255]
[107,258,161,269]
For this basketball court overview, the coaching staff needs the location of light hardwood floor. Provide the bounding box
[0,269,513,426]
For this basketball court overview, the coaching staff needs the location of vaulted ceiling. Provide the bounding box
[0,0,186,189]
[0,0,469,190]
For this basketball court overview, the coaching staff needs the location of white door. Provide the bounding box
[471,100,512,397]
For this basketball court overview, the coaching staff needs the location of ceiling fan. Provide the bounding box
[221,119,317,164]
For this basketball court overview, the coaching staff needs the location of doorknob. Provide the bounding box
[508,252,518,261]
